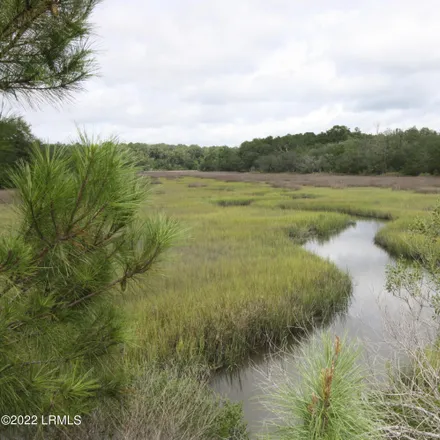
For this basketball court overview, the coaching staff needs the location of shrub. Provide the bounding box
[263,333,379,440]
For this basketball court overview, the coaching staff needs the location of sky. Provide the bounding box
[12,0,440,146]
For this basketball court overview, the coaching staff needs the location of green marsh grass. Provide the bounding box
[127,178,354,370]
[214,197,255,207]
[123,178,439,371]
[289,193,320,200]
[252,185,439,258]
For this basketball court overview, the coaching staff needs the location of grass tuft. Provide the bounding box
[290,193,320,200]
[188,182,207,188]
[215,198,255,207]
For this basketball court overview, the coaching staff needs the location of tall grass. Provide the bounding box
[214,197,255,206]
[374,217,431,260]
[26,364,249,440]
[374,346,440,440]
[126,179,354,370]
[1,179,437,373]
[123,178,440,370]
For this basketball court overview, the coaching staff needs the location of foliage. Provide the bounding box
[117,125,440,176]
[0,114,35,188]
[123,177,440,371]
[0,0,100,104]
[263,333,379,440]
[52,365,249,440]
[126,143,207,171]
[0,136,181,431]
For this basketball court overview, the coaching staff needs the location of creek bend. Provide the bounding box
[210,220,425,437]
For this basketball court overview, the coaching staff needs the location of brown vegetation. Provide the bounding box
[144,171,440,192]
[0,190,14,204]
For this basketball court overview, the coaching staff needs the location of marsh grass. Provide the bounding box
[277,201,393,220]
[117,366,248,440]
[290,193,320,200]
[285,220,356,245]
[374,217,430,259]
[1,177,437,374]
[252,186,438,257]
[211,186,236,191]
[414,186,440,194]
[215,198,255,207]
[145,170,440,192]
[188,182,208,188]
[126,178,354,370]
[121,178,440,371]
[150,177,163,184]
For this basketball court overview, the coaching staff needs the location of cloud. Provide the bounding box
[10,0,440,145]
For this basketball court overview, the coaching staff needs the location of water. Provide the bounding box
[211,220,433,437]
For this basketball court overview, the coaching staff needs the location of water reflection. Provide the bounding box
[304,221,402,357]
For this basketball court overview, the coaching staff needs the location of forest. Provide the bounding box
[117,124,440,175]
[3,120,440,183]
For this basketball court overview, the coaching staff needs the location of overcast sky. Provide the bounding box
[13,0,440,145]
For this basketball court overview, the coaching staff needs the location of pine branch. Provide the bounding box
[66,246,163,309]
[0,0,100,104]
[0,136,181,417]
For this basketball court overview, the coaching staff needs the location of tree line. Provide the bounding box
[122,125,440,175]
[3,122,440,187]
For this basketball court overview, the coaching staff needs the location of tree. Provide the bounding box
[0,135,180,428]
[324,125,351,144]
[0,0,100,104]
[0,114,34,187]
[238,139,273,170]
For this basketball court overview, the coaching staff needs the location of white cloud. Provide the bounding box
[8,0,440,145]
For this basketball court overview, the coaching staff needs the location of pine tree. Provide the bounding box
[0,134,180,426]
[0,0,100,104]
